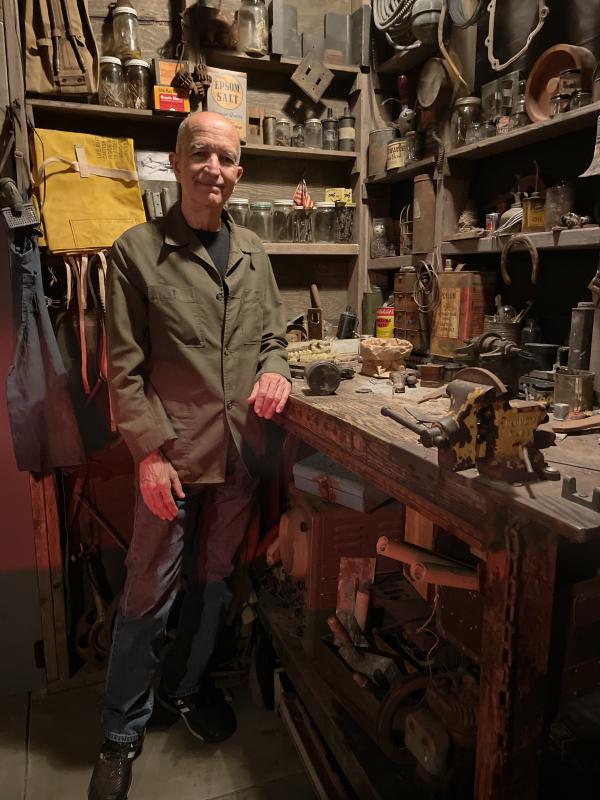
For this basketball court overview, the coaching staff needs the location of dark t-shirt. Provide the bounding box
[194,218,231,279]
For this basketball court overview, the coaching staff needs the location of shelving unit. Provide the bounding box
[442,227,600,255]
[265,243,359,256]
[367,255,413,270]
[199,48,362,77]
[366,156,436,184]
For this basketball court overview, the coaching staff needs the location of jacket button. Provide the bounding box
[216,291,224,301]
[226,400,234,410]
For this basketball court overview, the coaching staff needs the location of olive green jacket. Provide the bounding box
[106,204,290,484]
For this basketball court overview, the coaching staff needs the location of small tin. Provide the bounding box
[263,114,276,145]
[486,212,499,233]
[387,139,407,170]
[553,403,570,420]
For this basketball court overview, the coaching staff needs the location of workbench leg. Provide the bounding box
[475,515,558,800]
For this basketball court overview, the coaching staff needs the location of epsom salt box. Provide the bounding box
[293,452,390,513]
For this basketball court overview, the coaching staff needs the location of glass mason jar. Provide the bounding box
[371,217,388,258]
[304,118,323,149]
[465,121,482,145]
[480,120,496,138]
[247,201,273,241]
[227,197,249,227]
[99,56,125,107]
[112,7,141,60]
[236,0,269,56]
[292,206,313,242]
[550,93,571,117]
[292,123,305,147]
[275,118,292,146]
[272,200,295,242]
[450,97,481,147]
[314,202,336,242]
[124,59,151,109]
[334,202,355,243]
[545,181,575,229]
[571,89,592,110]
[558,68,582,97]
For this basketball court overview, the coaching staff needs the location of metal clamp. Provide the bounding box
[500,233,540,286]
[486,0,549,72]
[561,476,600,513]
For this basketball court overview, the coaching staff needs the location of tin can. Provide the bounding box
[376,307,395,338]
[486,212,499,233]
[387,139,406,170]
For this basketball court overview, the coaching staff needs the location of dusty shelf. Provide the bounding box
[441,227,600,255]
[448,103,600,161]
[243,143,357,161]
[366,156,436,185]
[201,48,361,77]
[265,243,359,256]
[367,255,413,270]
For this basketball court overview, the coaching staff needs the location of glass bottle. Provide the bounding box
[509,80,529,130]
[272,200,294,242]
[227,197,249,227]
[247,201,273,241]
[314,202,336,242]
[112,7,141,60]
[304,118,323,149]
[124,59,151,109]
[99,56,125,107]
[236,0,269,56]
[322,108,339,151]
[450,97,481,147]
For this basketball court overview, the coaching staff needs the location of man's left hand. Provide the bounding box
[248,372,291,419]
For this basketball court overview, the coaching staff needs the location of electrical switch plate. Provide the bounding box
[291,53,334,103]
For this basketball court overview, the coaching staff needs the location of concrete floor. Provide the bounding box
[1,684,316,800]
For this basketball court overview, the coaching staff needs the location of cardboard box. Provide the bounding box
[206,67,247,142]
[325,187,353,204]
[152,58,188,87]
[153,86,190,114]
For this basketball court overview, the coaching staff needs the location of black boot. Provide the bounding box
[156,681,237,743]
[88,738,142,800]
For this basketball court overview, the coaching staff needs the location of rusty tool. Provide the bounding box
[307,283,324,339]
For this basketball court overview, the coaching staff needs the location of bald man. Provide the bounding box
[89,112,291,800]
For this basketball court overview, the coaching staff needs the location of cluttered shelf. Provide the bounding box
[448,103,600,161]
[26,99,358,161]
[441,227,600,255]
[366,156,436,185]
[201,48,362,77]
[265,243,359,256]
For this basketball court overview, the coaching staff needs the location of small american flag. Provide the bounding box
[293,178,314,209]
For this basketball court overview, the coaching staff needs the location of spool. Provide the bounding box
[376,307,395,338]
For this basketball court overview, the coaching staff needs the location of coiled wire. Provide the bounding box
[413,259,441,313]
[373,0,415,31]
[447,0,487,28]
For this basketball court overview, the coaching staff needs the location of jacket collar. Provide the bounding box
[163,203,261,256]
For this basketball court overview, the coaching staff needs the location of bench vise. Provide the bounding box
[382,367,559,481]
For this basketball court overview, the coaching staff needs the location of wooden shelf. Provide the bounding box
[201,48,361,77]
[243,143,357,161]
[367,255,413,270]
[264,243,359,256]
[448,103,600,161]
[366,156,436,185]
[441,227,600,255]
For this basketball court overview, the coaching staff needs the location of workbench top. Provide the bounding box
[276,374,600,545]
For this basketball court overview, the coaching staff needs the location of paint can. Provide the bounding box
[376,306,395,338]
[386,139,407,170]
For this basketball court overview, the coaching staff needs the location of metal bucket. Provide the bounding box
[368,128,396,177]
[554,368,595,412]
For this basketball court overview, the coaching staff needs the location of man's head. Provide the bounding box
[170,111,243,212]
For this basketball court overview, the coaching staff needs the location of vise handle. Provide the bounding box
[381,406,446,448]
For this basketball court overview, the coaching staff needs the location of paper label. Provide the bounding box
[435,288,461,339]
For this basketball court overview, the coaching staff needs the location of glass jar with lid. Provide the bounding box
[304,118,323,149]
[112,6,141,60]
[227,197,249,227]
[99,56,125,107]
[292,206,313,243]
[465,121,482,145]
[124,59,151,109]
[314,202,336,242]
[236,0,269,56]
[334,202,355,243]
[292,123,305,147]
[272,200,294,242]
[550,93,571,118]
[247,201,273,241]
[571,89,592,109]
[275,118,292,146]
[450,97,481,147]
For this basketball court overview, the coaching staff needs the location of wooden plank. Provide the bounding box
[367,255,413,271]
[200,48,361,77]
[475,516,558,800]
[265,243,359,256]
[366,156,436,185]
[448,103,600,161]
[404,508,435,599]
[244,143,358,161]
[442,227,600,255]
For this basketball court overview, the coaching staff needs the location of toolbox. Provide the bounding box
[293,452,391,512]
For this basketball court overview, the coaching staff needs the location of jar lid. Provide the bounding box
[273,199,295,205]
[315,202,335,207]
[305,118,322,124]
[250,201,273,208]
[113,6,138,15]
[100,56,122,65]
[264,114,277,120]
[124,59,150,68]
[228,197,249,204]
[454,96,481,107]
[276,118,290,124]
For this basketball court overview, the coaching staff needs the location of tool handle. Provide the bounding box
[310,283,322,309]
[327,615,358,652]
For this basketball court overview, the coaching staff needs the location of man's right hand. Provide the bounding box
[139,451,185,520]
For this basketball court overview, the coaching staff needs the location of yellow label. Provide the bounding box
[210,75,243,110]
[325,188,353,204]
[434,287,461,339]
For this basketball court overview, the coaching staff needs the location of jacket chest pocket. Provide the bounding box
[148,285,204,349]
[242,289,263,344]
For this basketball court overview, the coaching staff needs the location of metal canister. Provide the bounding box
[368,128,396,177]
[483,316,521,343]
[338,106,356,151]
[386,139,407,170]
[567,302,595,371]
[376,306,395,338]
[554,368,595,412]
[337,306,358,339]
[263,114,276,145]
[322,109,339,151]
[486,212,499,233]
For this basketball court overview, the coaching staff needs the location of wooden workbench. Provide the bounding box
[272,374,600,800]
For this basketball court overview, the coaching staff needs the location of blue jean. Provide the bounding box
[102,441,257,743]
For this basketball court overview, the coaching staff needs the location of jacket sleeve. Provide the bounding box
[106,239,177,462]
[256,254,291,381]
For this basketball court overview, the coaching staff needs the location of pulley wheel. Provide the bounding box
[376,673,430,763]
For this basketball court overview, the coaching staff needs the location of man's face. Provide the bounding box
[170,117,243,211]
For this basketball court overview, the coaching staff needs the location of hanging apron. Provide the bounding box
[6,231,86,471]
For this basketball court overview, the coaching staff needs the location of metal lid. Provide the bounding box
[369,127,395,134]
[228,197,249,205]
[250,201,273,208]
[273,199,295,205]
[305,118,322,125]
[124,59,150,68]
[276,118,291,124]
[264,114,277,119]
[454,96,481,107]
[113,6,137,14]
[315,202,335,207]
[100,56,122,65]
